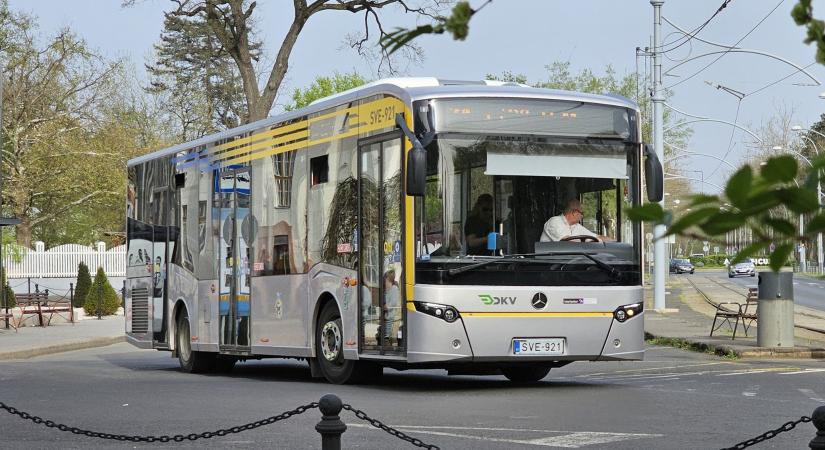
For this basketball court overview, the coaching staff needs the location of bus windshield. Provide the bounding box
[414,133,641,286]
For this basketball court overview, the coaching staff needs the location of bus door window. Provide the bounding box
[381,138,403,350]
[358,142,381,349]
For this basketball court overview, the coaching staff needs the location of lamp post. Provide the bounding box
[791,126,824,274]
[773,145,809,273]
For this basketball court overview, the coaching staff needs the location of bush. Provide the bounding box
[83,267,121,316]
[74,262,92,308]
[0,267,14,309]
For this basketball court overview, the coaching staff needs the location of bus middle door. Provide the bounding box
[218,167,252,349]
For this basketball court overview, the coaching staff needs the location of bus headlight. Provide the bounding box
[614,302,643,322]
[414,302,461,323]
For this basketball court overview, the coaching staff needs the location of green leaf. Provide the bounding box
[725,166,753,207]
[739,190,782,215]
[732,241,770,264]
[760,155,798,182]
[665,207,720,236]
[769,243,793,272]
[763,217,796,236]
[807,213,825,234]
[776,187,819,214]
[688,194,719,207]
[626,203,666,223]
[699,212,746,235]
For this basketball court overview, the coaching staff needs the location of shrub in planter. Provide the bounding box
[0,267,14,308]
[83,267,121,316]
[74,262,92,308]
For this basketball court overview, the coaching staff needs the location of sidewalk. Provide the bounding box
[645,273,825,359]
[0,314,124,360]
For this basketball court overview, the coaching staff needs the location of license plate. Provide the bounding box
[512,338,565,355]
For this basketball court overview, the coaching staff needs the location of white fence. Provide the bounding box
[3,241,126,278]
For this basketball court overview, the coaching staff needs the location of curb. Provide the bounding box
[646,331,825,359]
[0,336,125,361]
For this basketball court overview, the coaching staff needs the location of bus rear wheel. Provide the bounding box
[501,365,551,383]
[177,310,214,373]
[315,302,380,384]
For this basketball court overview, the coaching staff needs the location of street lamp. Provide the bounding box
[792,126,824,274]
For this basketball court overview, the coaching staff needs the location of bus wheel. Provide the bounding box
[316,302,380,384]
[176,310,214,373]
[501,365,550,383]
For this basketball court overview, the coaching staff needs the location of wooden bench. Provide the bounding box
[15,291,50,327]
[710,287,758,340]
[1,307,16,331]
[41,295,74,326]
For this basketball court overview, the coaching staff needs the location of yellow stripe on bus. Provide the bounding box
[460,312,614,318]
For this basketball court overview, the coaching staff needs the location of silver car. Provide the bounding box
[728,259,756,278]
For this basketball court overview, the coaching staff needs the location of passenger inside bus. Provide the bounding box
[382,269,401,344]
[539,199,615,242]
[464,194,494,254]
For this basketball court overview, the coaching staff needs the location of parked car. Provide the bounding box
[669,258,695,274]
[728,259,756,278]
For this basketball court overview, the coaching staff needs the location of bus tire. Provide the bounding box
[315,302,381,384]
[176,310,214,373]
[501,365,550,383]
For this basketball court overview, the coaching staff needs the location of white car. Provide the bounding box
[728,259,756,278]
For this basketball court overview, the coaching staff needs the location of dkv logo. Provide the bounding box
[479,294,516,305]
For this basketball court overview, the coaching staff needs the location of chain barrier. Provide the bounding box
[720,415,812,450]
[0,400,318,443]
[342,404,440,450]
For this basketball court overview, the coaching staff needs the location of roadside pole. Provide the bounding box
[652,0,667,311]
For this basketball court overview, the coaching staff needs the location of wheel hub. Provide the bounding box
[320,320,342,362]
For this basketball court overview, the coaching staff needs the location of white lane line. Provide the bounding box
[349,424,661,448]
[580,362,730,377]
[798,388,825,403]
[780,368,825,375]
[742,392,757,397]
[716,368,786,376]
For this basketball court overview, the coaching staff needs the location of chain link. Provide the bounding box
[342,404,440,450]
[0,400,318,443]
[720,416,812,450]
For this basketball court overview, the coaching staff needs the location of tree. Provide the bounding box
[141,0,441,125]
[284,71,369,111]
[0,3,131,246]
[74,261,92,308]
[83,267,121,316]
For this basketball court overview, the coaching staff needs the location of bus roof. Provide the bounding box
[128,77,639,167]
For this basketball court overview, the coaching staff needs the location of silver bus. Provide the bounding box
[125,78,663,384]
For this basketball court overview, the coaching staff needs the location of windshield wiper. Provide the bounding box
[510,251,623,281]
[446,257,532,278]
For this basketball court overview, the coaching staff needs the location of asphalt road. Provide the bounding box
[703,269,825,312]
[1,343,823,449]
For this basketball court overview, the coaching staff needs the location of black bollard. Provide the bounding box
[69,283,74,308]
[316,394,346,450]
[811,405,825,449]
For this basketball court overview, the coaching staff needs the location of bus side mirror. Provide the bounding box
[406,142,426,196]
[644,144,663,202]
[396,113,427,197]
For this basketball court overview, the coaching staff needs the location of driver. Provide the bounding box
[539,199,614,242]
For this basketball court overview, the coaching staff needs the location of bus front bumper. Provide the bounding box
[406,309,644,364]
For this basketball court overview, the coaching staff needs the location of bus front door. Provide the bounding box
[217,168,252,349]
[358,133,405,355]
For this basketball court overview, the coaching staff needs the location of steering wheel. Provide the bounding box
[561,235,600,243]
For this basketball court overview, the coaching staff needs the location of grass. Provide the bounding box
[645,334,739,360]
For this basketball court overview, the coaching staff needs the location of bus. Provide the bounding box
[125,77,663,384]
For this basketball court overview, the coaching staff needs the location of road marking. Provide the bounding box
[349,424,661,448]
[798,388,825,403]
[581,362,730,377]
[780,368,825,375]
[742,392,757,397]
[716,368,790,376]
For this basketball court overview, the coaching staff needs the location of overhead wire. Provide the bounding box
[655,0,734,55]
[667,0,784,89]
[707,97,742,179]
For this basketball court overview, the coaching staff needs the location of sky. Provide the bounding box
[8,0,825,195]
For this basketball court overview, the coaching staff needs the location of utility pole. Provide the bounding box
[652,0,667,311]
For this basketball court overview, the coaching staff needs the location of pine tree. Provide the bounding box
[83,267,120,316]
[74,262,92,308]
